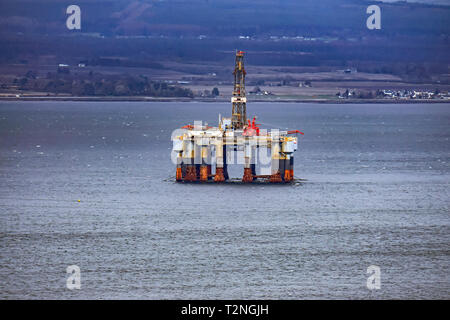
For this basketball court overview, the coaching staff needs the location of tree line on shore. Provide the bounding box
[6,72,194,97]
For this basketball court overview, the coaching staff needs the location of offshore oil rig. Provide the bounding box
[172,51,303,183]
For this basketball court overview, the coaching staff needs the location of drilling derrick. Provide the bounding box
[232,51,247,129]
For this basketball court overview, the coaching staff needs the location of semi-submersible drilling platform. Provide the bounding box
[172,51,303,183]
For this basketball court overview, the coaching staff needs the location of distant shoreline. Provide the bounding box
[0,96,449,104]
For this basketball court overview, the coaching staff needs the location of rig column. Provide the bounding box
[214,138,225,182]
[279,153,287,182]
[223,138,230,180]
[242,139,254,183]
[289,156,294,181]
[184,138,197,182]
[176,151,183,182]
[270,138,283,183]
[284,154,293,182]
[206,144,212,180]
[173,137,185,182]
[199,144,210,182]
[281,137,295,182]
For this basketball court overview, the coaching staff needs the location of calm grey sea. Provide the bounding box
[0,101,449,299]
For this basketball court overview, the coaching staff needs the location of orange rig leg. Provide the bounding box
[284,169,292,182]
[176,167,183,182]
[270,171,283,183]
[214,167,225,182]
[185,165,197,182]
[242,167,254,183]
[200,165,208,182]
